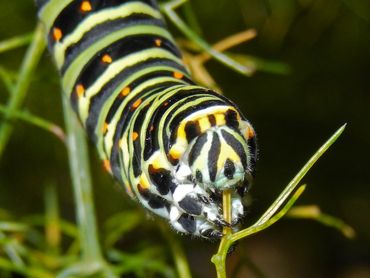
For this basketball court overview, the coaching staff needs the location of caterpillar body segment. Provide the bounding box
[37,0,257,239]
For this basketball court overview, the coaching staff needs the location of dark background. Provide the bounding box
[0,0,369,277]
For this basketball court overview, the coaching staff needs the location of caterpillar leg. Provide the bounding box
[169,206,223,240]
[172,186,245,228]
[136,173,227,238]
[143,157,229,227]
[231,194,244,226]
[171,183,230,227]
[135,182,171,220]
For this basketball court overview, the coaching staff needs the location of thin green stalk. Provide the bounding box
[212,185,306,278]
[182,1,203,36]
[167,234,192,278]
[160,222,192,278]
[162,0,254,76]
[0,33,33,54]
[61,95,103,263]
[0,222,27,232]
[0,104,65,143]
[255,124,346,226]
[287,205,355,239]
[0,257,53,278]
[0,231,25,268]
[0,24,45,158]
[231,185,306,242]
[61,95,116,277]
[211,124,346,278]
[44,184,61,255]
[0,66,15,93]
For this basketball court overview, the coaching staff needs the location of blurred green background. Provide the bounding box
[0,0,369,277]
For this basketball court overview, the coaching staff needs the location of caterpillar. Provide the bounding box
[36,0,257,239]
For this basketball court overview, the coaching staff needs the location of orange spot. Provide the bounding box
[101,54,112,64]
[247,127,255,139]
[131,99,142,109]
[80,1,92,12]
[53,27,63,42]
[173,71,184,79]
[75,84,85,97]
[150,125,154,131]
[163,101,169,107]
[154,39,162,47]
[120,87,131,97]
[103,122,109,133]
[132,131,139,141]
[103,159,111,172]
[137,183,147,193]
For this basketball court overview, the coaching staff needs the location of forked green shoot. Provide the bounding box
[212,124,346,278]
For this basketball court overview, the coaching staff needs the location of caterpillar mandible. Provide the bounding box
[36,0,257,239]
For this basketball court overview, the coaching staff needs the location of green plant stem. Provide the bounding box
[182,1,203,36]
[212,185,306,278]
[159,222,192,278]
[0,231,25,268]
[287,205,355,239]
[61,95,117,278]
[0,104,65,143]
[211,124,346,278]
[0,33,33,54]
[44,184,61,255]
[61,95,103,263]
[162,0,254,76]
[166,232,192,278]
[0,66,15,93]
[232,185,306,242]
[255,124,346,226]
[0,257,53,278]
[0,24,45,158]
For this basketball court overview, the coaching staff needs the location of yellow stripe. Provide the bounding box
[94,70,184,158]
[215,113,225,125]
[101,77,187,154]
[217,144,239,173]
[62,25,174,97]
[54,3,162,68]
[157,90,213,152]
[198,117,211,132]
[176,106,231,142]
[78,50,184,122]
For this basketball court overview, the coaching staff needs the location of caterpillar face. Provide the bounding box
[171,107,255,191]
[188,126,249,191]
[36,0,258,240]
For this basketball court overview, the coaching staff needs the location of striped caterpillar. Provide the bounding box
[36,0,257,239]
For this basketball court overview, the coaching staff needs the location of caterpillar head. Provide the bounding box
[187,125,255,192]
